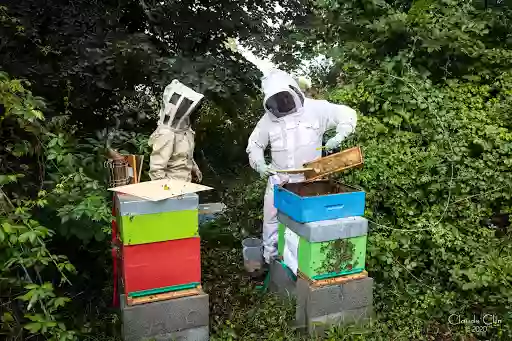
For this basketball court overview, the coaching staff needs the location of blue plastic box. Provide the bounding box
[274,180,365,223]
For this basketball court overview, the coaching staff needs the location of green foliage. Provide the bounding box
[0,0,303,134]
[1,72,77,340]
[201,244,303,341]
[268,0,512,339]
[3,0,512,339]
[195,99,265,179]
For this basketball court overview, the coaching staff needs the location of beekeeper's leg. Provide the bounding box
[165,130,194,182]
[148,127,175,181]
[262,179,278,264]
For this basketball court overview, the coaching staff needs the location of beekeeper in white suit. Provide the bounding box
[149,80,203,182]
[246,69,358,264]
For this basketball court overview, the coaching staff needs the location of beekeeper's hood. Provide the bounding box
[158,79,204,129]
[261,69,305,118]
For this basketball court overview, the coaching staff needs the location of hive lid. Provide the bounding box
[108,179,213,201]
[303,146,364,181]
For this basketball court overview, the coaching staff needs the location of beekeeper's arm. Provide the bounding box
[191,159,202,182]
[319,101,358,151]
[148,126,175,180]
[246,117,272,178]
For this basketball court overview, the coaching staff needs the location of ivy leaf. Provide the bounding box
[18,231,38,244]
[24,322,42,333]
[2,312,14,322]
[52,297,70,309]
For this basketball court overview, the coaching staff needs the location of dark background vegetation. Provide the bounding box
[1,0,511,340]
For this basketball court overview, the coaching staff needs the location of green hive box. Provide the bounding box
[115,193,199,245]
[278,219,367,281]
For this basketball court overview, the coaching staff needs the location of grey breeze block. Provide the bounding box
[295,276,374,328]
[268,259,297,299]
[147,326,209,341]
[121,292,209,341]
[309,306,375,336]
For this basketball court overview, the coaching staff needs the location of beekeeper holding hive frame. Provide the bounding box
[148,80,204,183]
[246,69,358,265]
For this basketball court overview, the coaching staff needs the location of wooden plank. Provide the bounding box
[298,270,368,287]
[108,179,213,201]
[126,285,202,306]
[136,155,144,182]
[126,155,138,184]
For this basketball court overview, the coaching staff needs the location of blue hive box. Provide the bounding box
[274,180,365,223]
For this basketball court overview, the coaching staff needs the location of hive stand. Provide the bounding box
[268,259,297,298]
[115,193,209,341]
[269,262,374,335]
[295,273,374,336]
[121,292,209,341]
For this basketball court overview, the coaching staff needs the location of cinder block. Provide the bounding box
[309,305,374,336]
[294,277,309,327]
[341,276,374,310]
[121,292,209,341]
[295,276,374,334]
[307,277,373,317]
[268,259,296,298]
[150,326,209,341]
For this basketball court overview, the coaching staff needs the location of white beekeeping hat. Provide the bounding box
[158,79,204,128]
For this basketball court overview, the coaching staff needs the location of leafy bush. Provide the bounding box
[327,67,512,340]
[264,0,512,339]
[3,0,512,340]
[1,72,78,340]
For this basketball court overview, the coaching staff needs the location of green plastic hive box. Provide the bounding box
[115,193,199,245]
[278,222,367,280]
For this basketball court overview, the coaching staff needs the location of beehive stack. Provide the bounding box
[277,214,368,280]
[274,179,374,335]
[115,193,209,341]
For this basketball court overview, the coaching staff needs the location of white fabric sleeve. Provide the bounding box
[246,117,269,171]
[319,100,358,140]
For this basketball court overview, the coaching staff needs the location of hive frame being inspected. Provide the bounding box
[303,146,364,182]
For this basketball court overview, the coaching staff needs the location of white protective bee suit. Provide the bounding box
[246,69,358,263]
[149,80,203,182]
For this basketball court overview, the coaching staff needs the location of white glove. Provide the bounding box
[192,165,202,182]
[256,163,274,178]
[191,160,202,182]
[325,135,342,151]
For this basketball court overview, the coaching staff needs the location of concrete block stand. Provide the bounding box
[268,259,297,299]
[120,291,209,341]
[268,258,375,335]
[309,306,374,336]
[148,326,209,341]
[295,276,374,336]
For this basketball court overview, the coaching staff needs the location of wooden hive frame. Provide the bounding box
[303,146,364,182]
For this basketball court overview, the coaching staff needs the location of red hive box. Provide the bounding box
[121,237,201,297]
